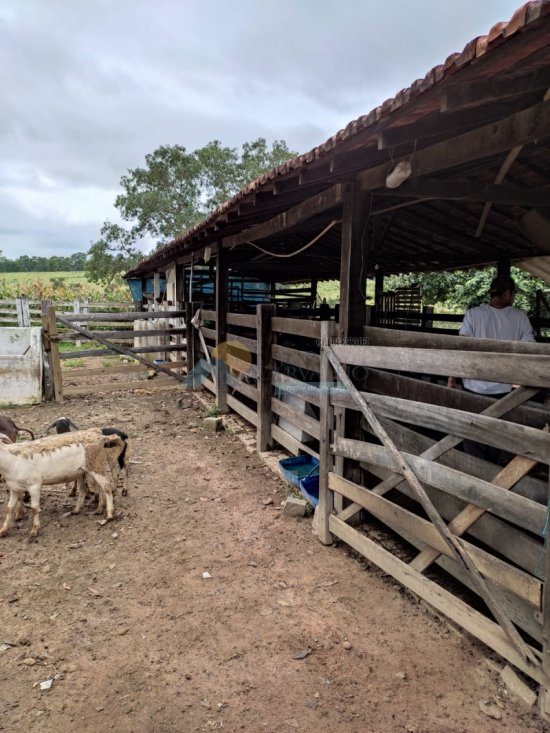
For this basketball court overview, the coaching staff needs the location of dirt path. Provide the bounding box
[0,387,547,732]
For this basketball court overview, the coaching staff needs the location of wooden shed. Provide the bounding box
[126,1,550,712]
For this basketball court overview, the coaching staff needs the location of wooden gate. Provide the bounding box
[317,322,550,709]
[41,304,191,401]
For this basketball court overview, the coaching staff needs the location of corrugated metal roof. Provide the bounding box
[127,0,550,277]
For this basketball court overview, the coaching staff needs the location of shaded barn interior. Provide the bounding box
[125,1,550,713]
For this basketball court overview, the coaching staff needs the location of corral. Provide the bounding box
[0,386,547,732]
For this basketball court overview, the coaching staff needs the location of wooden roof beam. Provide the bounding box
[358,100,550,192]
[378,97,536,150]
[442,66,550,112]
[222,184,343,248]
[375,177,549,208]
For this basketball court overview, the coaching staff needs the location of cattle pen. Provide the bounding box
[20,0,550,717]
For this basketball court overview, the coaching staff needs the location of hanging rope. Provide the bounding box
[241,219,340,258]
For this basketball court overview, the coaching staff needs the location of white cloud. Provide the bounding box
[0,0,525,259]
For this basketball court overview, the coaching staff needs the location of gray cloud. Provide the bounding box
[0,0,523,259]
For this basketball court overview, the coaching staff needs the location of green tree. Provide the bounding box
[86,138,297,283]
[386,266,546,314]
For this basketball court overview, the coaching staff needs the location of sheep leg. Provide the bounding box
[88,472,114,520]
[72,475,88,514]
[121,443,130,497]
[14,496,25,521]
[0,490,20,537]
[28,485,41,539]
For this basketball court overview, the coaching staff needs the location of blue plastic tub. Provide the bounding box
[299,474,319,507]
[278,455,319,489]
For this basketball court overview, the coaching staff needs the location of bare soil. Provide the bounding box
[1,382,548,733]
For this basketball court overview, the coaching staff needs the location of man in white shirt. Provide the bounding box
[447,275,535,461]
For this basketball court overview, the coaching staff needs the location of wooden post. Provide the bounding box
[47,306,64,403]
[215,243,228,412]
[337,182,370,491]
[16,296,31,327]
[185,301,203,389]
[73,298,82,346]
[41,299,54,401]
[373,269,384,327]
[153,273,161,311]
[256,303,276,452]
[318,320,337,545]
[540,476,550,718]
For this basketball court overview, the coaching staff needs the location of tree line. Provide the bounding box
[0,252,87,273]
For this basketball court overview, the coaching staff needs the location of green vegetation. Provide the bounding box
[87,138,298,283]
[0,271,130,302]
[0,252,86,273]
[63,358,85,368]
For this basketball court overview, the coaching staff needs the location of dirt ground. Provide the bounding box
[1,379,549,732]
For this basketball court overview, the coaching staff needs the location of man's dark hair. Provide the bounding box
[489,275,516,297]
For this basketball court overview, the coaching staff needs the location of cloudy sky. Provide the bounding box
[0,0,525,260]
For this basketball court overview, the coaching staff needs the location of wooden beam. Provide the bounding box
[377,97,536,149]
[442,67,550,112]
[410,453,538,573]
[358,100,550,191]
[332,344,550,390]
[223,184,343,247]
[257,304,276,451]
[475,146,523,238]
[332,389,550,466]
[215,242,228,412]
[374,177,549,208]
[318,321,337,545]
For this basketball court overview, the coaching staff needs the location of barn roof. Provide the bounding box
[126,0,550,282]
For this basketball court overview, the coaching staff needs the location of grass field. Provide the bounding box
[0,271,88,286]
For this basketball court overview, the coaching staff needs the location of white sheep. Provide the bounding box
[0,429,124,539]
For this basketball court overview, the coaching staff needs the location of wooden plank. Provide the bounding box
[271,317,321,339]
[475,146,523,238]
[540,472,550,717]
[227,312,255,328]
[65,362,188,378]
[340,492,543,643]
[271,424,319,460]
[335,438,545,535]
[223,184,343,247]
[411,453,538,573]
[226,331,258,353]
[328,515,542,684]
[60,309,186,322]
[365,369,546,430]
[272,344,320,373]
[226,372,257,402]
[216,242,228,413]
[329,472,542,609]
[271,371,321,407]
[64,328,186,341]
[363,326,550,356]
[271,397,321,441]
[63,378,180,396]
[443,67,550,111]
[201,309,216,322]
[47,306,64,403]
[226,394,258,427]
[357,100,550,192]
[332,345,550,389]
[257,304,276,451]
[41,299,54,401]
[333,389,550,465]
[318,320,336,545]
[325,345,538,665]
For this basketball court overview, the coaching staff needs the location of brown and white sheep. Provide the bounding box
[0,429,124,539]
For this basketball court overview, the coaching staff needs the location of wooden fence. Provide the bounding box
[42,303,190,401]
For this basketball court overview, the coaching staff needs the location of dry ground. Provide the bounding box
[0,383,548,733]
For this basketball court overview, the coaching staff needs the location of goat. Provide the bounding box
[0,429,124,539]
[0,415,34,443]
[46,418,130,497]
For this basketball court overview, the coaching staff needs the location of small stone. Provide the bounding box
[22,657,36,666]
[479,700,502,720]
[262,497,274,506]
[111,532,118,540]
[282,496,307,518]
[342,640,352,650]
[203,417,224,433]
